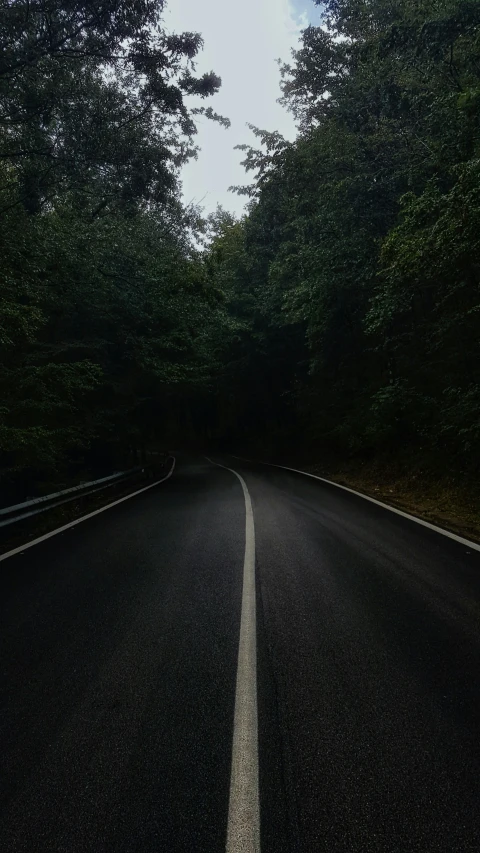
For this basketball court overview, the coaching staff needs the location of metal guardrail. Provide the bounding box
[0,466,148,529]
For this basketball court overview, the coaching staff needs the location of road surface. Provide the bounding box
[1,455,480,852]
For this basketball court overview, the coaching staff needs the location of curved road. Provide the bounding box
[1,455,480,852]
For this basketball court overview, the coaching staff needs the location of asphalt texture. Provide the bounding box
[1,455,480,852]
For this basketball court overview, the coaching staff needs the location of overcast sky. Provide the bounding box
[164,0,319,216]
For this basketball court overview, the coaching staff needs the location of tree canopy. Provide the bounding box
[208,0,480,472]
[1,0,479,500]
[0,0,229,498]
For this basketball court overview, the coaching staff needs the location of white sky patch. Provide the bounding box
[164,0,307,216]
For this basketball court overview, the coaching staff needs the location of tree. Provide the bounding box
[220,0,480,469]
[0,0,225,214]
[0,0,229,496]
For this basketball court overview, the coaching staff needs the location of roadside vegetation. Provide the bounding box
[1,0,479,533]
[205,0,480,530]
[0,0,231,502]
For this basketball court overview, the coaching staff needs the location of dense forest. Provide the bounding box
[1,0,480,502]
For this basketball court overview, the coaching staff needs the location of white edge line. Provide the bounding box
[205,456,260,853]
[229,454,480,553]
[0,458,176,563]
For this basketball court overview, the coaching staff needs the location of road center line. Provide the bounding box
[205,456,260,853]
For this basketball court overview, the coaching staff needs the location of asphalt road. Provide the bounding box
[1,455,480,852]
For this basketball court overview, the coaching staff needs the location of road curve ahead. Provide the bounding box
[1,455,480,852]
